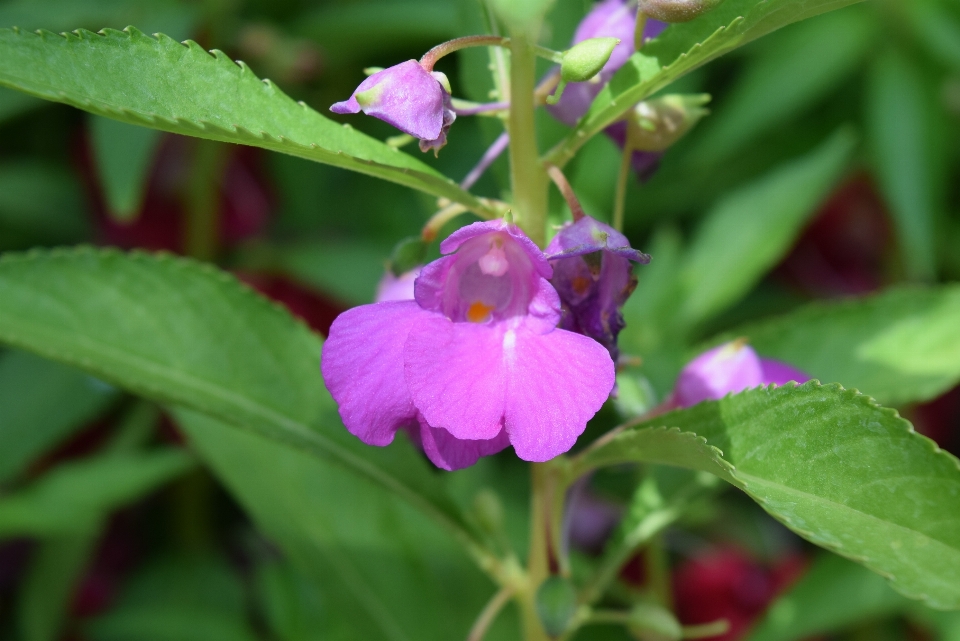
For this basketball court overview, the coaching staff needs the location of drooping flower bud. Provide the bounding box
[638,0,726,23]
[330,60,456,153]
[546,216,650,360]
[561,37,621,83]
[672,341,811,408]
[626,94,711,152]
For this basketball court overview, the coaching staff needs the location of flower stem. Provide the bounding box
[546,164,585,222]
[461,132,511,190]
[420,36,562,71]
[519,462,551,641]
[507,32,548,247]
[613,138,633,232]
[467,586,515,641]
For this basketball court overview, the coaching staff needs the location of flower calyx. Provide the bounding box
[626,93,711,152]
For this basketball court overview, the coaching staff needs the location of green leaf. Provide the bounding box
[0,162,91,244]
[865,49,940,280]
[175,409,516,640]
[691,6,875,164]
[0,349,118,484]
[0,27,494,217]
[574,383,960,609]
[0,247,477,547]
[0,0,198,40]
[18,533,101,641]
[727,285,960,406]
[544,0,865,166]
[678,128,855,327]
[253,559,328,641]
[85,553,258,641]
[0,449,194,536]
[91,115,163,222]
[746,553,908,641]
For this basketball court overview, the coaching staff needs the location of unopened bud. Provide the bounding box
[389,236,428,276]
[535,576,578,637]
[627,603,682,641]
[638,0,726,23]
[627,93,710,152]
[471,489,504,536]
[561,37,621,83]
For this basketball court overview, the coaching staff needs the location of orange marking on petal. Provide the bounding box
[467,301,495,323]
[572,276,592,296]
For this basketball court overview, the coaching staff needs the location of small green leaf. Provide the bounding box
[575,383,960,609]
[746,553,908,641]
[0,27,494,217]
[727,285,960,406]
[0,0,198,40]
[0,248,477,547]
[865,49,941,280]
[0,449,194,536]
[544,0,865,166]
[91,116,163,222]
[0,349,118,484]
[678,128,855,327]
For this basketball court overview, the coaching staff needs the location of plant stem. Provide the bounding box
[421,35,509,70]
[546,164,585,222]
[646,533,673,609]
[461,132,511,190]
[184,140,227,261]
[468,586,516,641]
[613,138,633,232]
[520,462,551,641]
[507,31,548,247]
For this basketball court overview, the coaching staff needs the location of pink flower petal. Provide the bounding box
[320,301,428,445]
[416,419,510,471]
[503,328,615,461]
[404,317,506,440]
[760,359,810,386]
[439,220,552,279]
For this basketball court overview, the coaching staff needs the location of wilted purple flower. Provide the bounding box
[672,341,810,408]
[374,266,421,302]
[321,220,616,470]
[546,216,650,360]
[331,60,456,152]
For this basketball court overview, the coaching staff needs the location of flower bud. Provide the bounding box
[627,93,710,152]
[638,0,726,23]
[561,37,621,83]
[673,341,763,408]
[627,602,683,641]
[536,576,578,637]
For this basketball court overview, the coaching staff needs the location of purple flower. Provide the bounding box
[374,266,421,302]
[321,220,616,470]
[672,341,811,408]
[546,216,650,360]
[330,60,456,152]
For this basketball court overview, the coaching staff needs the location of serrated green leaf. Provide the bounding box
[0,0,198,40]
[866,49,941,280]
[678,128,855,327]
[0,449,194,536]
[91,115,163,222]
[0,27,494,218]
[0,349,118,484]
[0,248,478,550]
[543,0,865,166]
[692,6,875,164]
[746,553,908,641]
[575,383,960,609]
[176,409,516,641]
[727,285,960,406]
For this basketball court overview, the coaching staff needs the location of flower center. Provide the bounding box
[478,240,509,276]
[466,301,495,323]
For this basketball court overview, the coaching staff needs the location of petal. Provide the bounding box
[320,301,427,445]
[760,359,811,386]
[503,327,615,461]
[375,267,421,303]
[404,317,506,441]
[439,220,552,279]
[352,60,444,140]
[330,97,361,114]
[413,255,455,313]
[416,419,510,471]
[674,342,764,408]
[524,277,563,334]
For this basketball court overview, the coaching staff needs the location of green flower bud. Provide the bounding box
[627,93,710,152]
[638,0,726,23]
[535,576,577,637]
[389,236,428,276]
[627,602,682,641]
[560,37,621,83]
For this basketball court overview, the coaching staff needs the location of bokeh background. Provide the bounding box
[0,0,958,639]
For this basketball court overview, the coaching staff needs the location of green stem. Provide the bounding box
[420,35,562,71]
[184,140,227,261]
[520,463,551,641]
[613,137,633,232]
[468,586,516,641]
[507,32,548,247]
[646,533,673,609]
